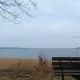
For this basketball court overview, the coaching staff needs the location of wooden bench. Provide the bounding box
[52,57,80,80]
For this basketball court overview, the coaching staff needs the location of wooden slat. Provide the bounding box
[54,70,80,76]
[53,67,80,70]
[54,70,80,72]
[53,65,80,67]
[52,62,80,70]
[53,73,80,76]
[52,62,80,66]
[54,70,80,73]
[52,57,80,61]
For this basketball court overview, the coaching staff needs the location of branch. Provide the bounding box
[72,36,80,38]
[0,0,37,23]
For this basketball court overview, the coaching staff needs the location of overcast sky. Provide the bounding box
[0,0,80,48]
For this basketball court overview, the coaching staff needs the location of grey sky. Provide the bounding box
[0,0,80,48]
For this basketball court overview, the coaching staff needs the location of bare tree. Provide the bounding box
[0,0,37,23]
[72,36,80,38]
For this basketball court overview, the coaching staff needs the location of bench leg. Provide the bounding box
[61,75,64,80]
[61,69,64,80]
[72,75,80,80]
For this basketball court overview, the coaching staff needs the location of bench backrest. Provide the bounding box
[52,57,80,76]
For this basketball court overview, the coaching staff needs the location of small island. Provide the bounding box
[76,47,80,49]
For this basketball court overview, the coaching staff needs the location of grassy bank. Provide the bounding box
[0,58,75,80]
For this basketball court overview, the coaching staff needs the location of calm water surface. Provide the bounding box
[0,48,80,59]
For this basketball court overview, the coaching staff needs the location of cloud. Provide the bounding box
[0,0,80,47]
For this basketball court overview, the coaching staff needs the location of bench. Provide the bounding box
[52,57,80,80]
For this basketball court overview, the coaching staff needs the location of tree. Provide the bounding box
[0,0,37,23]
[72,36,80,38]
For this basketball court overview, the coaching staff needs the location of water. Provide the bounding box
[0,48,80,59]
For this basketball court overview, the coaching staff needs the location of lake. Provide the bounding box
[0,48,80,59]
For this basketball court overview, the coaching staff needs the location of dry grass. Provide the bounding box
[0,58,76,80]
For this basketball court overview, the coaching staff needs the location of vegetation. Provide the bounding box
[0,57,76,80]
